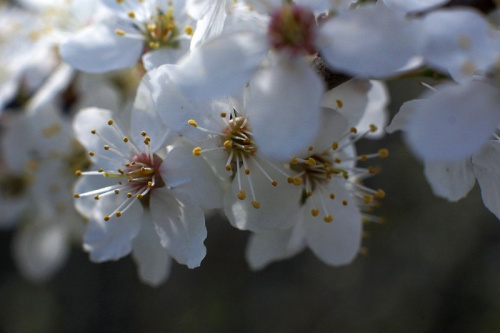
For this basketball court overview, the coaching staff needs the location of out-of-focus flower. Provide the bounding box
[60,0,195,72]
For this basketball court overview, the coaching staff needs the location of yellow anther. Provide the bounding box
[99,168,104,173]
[332,142,338,150]
[94,195,100,200]
[104,216,110,221]
[287,177,294,184]
[244,137,251,144]
[334,158,341,164]
[91,129,97,134]
[360,155,367,162]
[127,11,135,18]
[251,201,260,209]
[115,29,126,36]
[378,149,389,158]
[237,190,246,200]
[342,200,348,206]
[141,131,147,137]
[225,164,232,171]
[244,169,250,175]
[290,157,298,165]
[149,41,160,49]
[368,166,379,174]
[188,119,198,127]
[220,112,227,118]
[74,193,80,198]
[305,158,316,166]
[293,177,302,186]
[192,147,202,156]
[323,215,334,223]
[376,189,386,198]
[115,211,122,217]
[107,120,114,125]
[184,25,194,36]
[118,169,124,174]
[147,23,157,32]
[363,194,374,204]
[307,191,312,197]
[271,180,278,186]
[311,209,319,217]
[223,140,232,149]
[75,170,82,176]
[104,145,110,150]
[308,146,314,151]
[336,99,343,109]
[137,194,143,199]
[123,137,129,143]
[127,192,133,198]
[89,151,95,156]
[329,193,335,199]
[350,127,357,134]
[369,124,378,132]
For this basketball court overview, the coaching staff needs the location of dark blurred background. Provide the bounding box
[1,79,500,333]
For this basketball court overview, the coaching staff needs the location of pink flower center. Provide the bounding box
[268,5,317,56]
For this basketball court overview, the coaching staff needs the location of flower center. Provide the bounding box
[114,1,193,51]
[268,4,317,56]
[74,119,165,221]
[288,126,388,222]
[189,111,288,210]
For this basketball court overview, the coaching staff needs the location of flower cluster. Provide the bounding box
[2,0,499,287]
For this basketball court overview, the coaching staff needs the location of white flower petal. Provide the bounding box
[161,139,224,209]
[319,4,422,77]
[421,8,498,82]
[83,199,143,262]
[406,81,500,160]
[385,99,419,133]
[132,213,172,286]
[190,0,228,49]
[311,108,348,153]
[303,179,362,266]
[131,76,174,152]
[245,229,305,270]
[60,23,143,73]
[356,80,390,138]
[248,58,324,161]
[142,39,190,70]
[472,140,500,220]
[323,78,371,128]
[171,31,268,99]
[150,188,206,268]
[148,65,224,141]
[73,107,132,170]
[13,223,69,282]
[223,159,301,232]
[383,0,447,12]
[424,159,475,202]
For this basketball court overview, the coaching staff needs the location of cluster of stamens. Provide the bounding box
[74,119,164,221]
[114,0,193,51]
[189,111,287,210]
[289,125,388,223]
